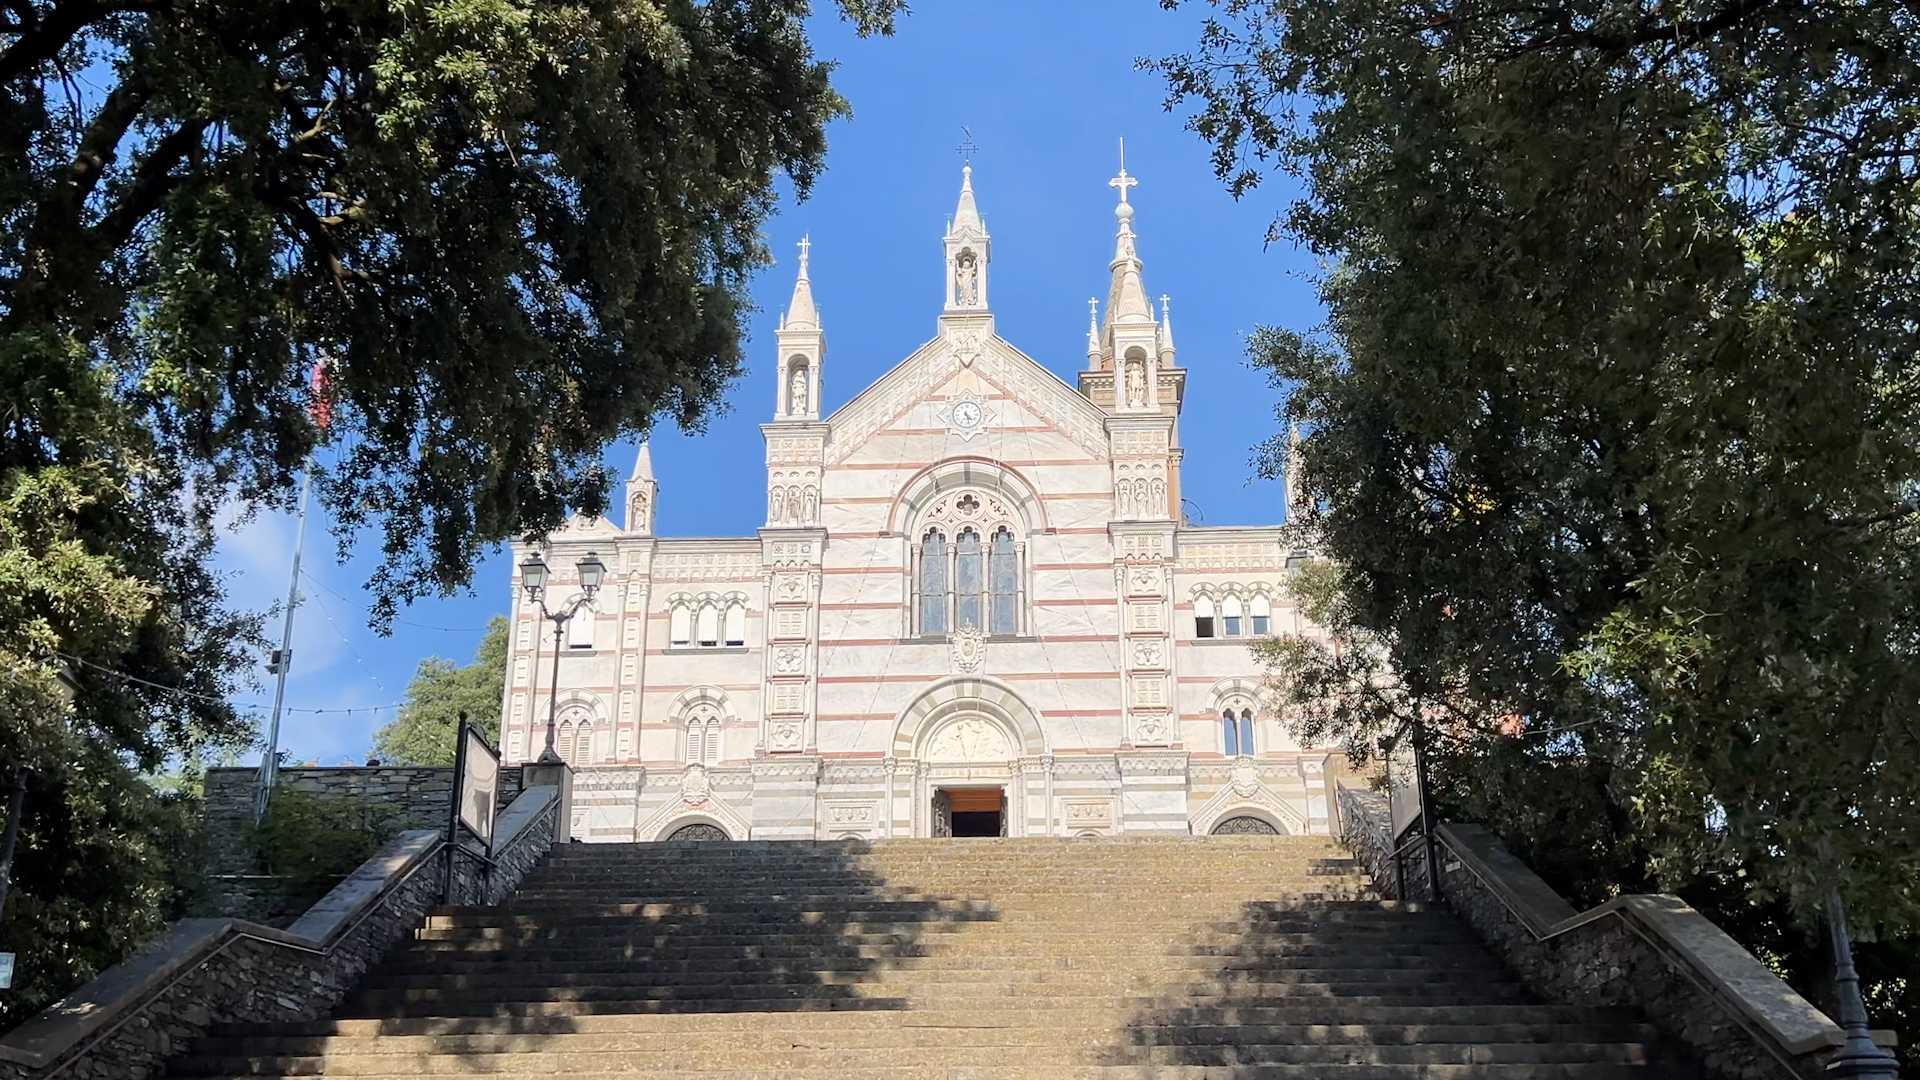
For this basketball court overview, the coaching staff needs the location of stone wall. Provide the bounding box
[202,766,525,918]
[1332,789,1850,1080]
[0,781,562,1080]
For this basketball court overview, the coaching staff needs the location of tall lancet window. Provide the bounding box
[920,529,948,634]
[954,528,984,630]
[989,527,1018,634]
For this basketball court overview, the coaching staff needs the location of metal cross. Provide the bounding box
[797,234,811,271]
[957,127,978,163]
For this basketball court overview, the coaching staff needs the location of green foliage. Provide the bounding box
[0,0,901,1033]
[372,616,509,765]
[245,787,404,914]
[1157,0,1920,1057]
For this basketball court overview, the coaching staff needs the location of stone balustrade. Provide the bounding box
[0,781,561,1080]
[1334,786,1870,1080]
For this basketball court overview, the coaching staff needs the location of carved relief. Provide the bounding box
[1134,713,1171,746]
[1131,639,1164,668]
[767,717,805,752]
[925,717,1013,762]
[773,645,806,674]
[950,626,986,673]
[775,573,808,602]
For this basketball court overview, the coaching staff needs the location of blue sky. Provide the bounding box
[216,0,1322,765]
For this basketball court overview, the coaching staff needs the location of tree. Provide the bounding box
[1154,0,1920,1058]
[1,0,903,1032]
[371,616,509,765]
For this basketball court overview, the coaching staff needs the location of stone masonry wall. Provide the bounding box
[202,766,525,918]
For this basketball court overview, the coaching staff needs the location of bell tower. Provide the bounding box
[943,166,991,316]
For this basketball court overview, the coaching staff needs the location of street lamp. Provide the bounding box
[520,550,606,764]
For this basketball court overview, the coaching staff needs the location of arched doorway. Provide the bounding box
[1210,815,1281,836]
[664,823,730,842]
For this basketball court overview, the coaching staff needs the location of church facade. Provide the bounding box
[500,166,1338,842]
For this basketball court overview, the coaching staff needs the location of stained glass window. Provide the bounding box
[989,528,1017,634]
[955,528,983,629]
[921,529,948,634]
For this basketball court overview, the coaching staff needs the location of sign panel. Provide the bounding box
[454,724,501,847]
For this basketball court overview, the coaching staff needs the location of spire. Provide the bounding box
[1086,298,1101,365]
[943,165,991,313]
[952,165,984,237]
[1105,145,1153,328]
[631,440,654,482]
[785,235,819,330]
[1158,294,1177,363]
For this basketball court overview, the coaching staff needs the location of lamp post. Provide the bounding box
[1822,883,1900,1079]
[519,550,606,764]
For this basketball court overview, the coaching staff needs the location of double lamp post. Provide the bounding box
[518,549,606,765]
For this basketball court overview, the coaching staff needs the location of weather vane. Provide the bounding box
[957,127,978,164]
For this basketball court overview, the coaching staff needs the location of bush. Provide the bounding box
[244,788,404,914]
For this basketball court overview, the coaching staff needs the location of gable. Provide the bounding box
[825,327,1110,465]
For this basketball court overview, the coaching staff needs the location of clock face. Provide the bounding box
[952,400,983,430]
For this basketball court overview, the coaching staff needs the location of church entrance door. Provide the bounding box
[941,787,1005,837]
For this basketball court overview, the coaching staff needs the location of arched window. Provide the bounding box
[1221,709,1239,756]
[1222,595,1245,637]
[1194,596,1216,639]
[669,604,692,647]
[955,528,983,630]
[696,603,719,648]
[724,603,747,647]
[685,714,721,765]
[1250,594,1272,636]
[920,529,948,634]
[1239,708,1255,756]
[558,719,594,766]
[989,527,1018,634]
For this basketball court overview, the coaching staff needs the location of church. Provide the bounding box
[499,165,1339,842]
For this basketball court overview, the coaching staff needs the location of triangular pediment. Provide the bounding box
[825,325,1110,464]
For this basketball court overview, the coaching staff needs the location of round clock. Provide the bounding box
[952,400,983,430]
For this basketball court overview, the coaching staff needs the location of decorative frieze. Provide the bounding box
[1178,542,1283,572]
[654,551,761,581]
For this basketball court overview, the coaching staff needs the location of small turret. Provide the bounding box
[625,441,658,534]
[943,166,991,314]
[774,236,825,421]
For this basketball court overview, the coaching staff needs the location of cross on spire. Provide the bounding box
[1110,137,1137,204]
[957,126,978,163]
[797,234,811,272]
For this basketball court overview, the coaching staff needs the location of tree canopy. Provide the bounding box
[1,0,902,1031]
[371,616,509,765]
[1157,0,1920,939]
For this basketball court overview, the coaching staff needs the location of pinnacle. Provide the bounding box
[951,165,984,237]
[785,235,819,331]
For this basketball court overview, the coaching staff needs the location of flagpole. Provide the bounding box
[254,467,312,823]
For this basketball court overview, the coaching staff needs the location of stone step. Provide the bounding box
[176,1064,1684,1080]
[190,1023,1662,1057]
[369,952,1507,977]
[356,964,1521,990]
[174,1040,1664,1076]
[215,1005,1654,1039]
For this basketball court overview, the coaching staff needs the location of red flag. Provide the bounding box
[310,357,335,432]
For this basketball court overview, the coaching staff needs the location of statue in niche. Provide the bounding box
[628,491,650,532]
[1125,358,1147,407]
[789,365,809,415]
[954,250,979,306]
[769,486,786,524]
[787,486,803,524]
[1117,474,1133,518]
[803,485,819,522]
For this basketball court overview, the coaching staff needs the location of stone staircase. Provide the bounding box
[174,836,1695,1080]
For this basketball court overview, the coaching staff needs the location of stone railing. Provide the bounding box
[0,782,562,1080]
[1333,788,1856,1080]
